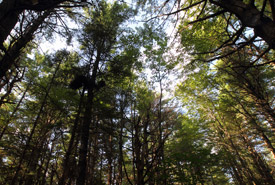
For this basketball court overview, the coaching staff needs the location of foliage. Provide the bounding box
[1,0,275,184]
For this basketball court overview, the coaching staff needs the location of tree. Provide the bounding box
[176,51,275,184]
[0,50,79,184]
[166,115,230,184]
[0,0,88,46]
[115,81,180,185]
[2,0,275,184]
[139,0,275,66]
[0,0,90,99]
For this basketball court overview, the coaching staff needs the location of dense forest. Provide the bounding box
[1,0,275,184]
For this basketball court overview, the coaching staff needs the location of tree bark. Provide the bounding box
[77,50,101,185]
[117,107,124,185]
[0,10,51,80]
[0,81,30,141]
[10,57,62,185]
[59,88,85,185]
[0,0,21,46]
[134,117,145,185]
[107,135,113,185]
[210,0,275,49]
[0,0,68,46]
[241,133,275,184]
[214,117,259,184]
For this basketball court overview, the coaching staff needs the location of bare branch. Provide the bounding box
[197,0,208,19]
[146,0,205,22]
[269,0,275,20]
[188,10,226,24]
[260,0,268,17]
[251,47,271,65]
[205,36,257,62]
[192,27,245,55]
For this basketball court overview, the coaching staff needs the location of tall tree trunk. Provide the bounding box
[77,50,101,185]
[158,77,166,185]
[237,100,275,159]
[87,120,100,184]
[214,118,259,184]
[107,135,113,185]
[0,10,51,80]
[0,0,22,46]
[24,141,44,184]
[131,101,136,182]
[41,139,55,185]
[0,81,30,141]
[225,157,246,185]
[241,133,275,184]
[77,84,93,185]
[0,0,67,47]
[210,0,275,49]
[251,117,275,159]
[10,58,62,185]
[117,110,124,185]
[59,88,85,185]
[134,116,145,185]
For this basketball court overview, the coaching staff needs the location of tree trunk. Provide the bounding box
[134,117,145,185]
[41,140,55,185]
[107,135,113,185]
[237,100,275,159]
[241,133,275,184]
[0,10,51,80]
[10,58,62,185]
[0,81,30,141]
[0,0,68,46]
[87,120,100,184]
[227,158,246,185]
[210,0,275,49]
[0,0,21,46]
[117,114,124,184]
[214,119,259,184]
[77,88,93,185]
[59,88,85,185]
[77,50,101,185]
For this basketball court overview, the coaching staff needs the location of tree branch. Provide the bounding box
[188,10,226,24]
[146,0,205,22]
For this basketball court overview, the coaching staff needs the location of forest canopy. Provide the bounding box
[0,0,275,184]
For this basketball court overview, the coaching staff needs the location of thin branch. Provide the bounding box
[269,0,275,20]
[260,0,268,18]
[122,149,134,185]
[146,0,205,22]
[158,0,171,15]
[253,59,275,67]
[251,47,271,65]
[188,10,226,24]
[197,0,208,19]
[250,0,255,6]
[204,36,257,62]
[224,13,233,37]
[192,27,244,55]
